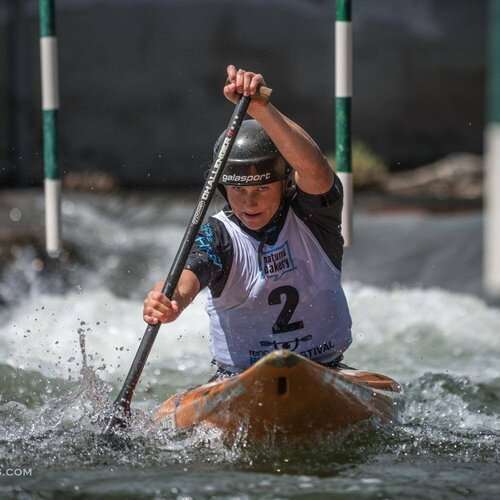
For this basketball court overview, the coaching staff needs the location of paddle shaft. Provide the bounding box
[103,95,253,434]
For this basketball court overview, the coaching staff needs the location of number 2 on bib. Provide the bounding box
[268,285,305,334]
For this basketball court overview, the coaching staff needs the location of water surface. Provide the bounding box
[0,192,498,499]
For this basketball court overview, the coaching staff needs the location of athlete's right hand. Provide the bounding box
[143,281,180,325]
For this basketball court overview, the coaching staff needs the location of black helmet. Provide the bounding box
[214,119,290,186]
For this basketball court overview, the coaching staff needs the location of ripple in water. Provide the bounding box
[0,285,498,498]
[0,194,498,498]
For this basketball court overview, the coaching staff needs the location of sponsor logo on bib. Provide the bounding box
[248,338,338,365]
[260,241,296,281]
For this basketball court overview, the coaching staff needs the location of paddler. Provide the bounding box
[143,65,352,378]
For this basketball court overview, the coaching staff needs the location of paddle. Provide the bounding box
[103,88,272,435]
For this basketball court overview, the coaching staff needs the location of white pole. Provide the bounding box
[485,126,500,296]
[336,0,353,246]
[484,1,500,297]
[40,0,62,258]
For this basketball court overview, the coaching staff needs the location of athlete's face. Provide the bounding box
[226,181,283,230]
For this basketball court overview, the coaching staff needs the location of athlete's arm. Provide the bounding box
[223,64,334,195]
[143,270,200,325]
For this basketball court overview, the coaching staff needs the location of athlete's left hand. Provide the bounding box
[223,64,269,116]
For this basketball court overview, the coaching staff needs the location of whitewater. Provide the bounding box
[0,191,498,499]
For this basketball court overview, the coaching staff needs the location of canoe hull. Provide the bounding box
[155,350,401,443]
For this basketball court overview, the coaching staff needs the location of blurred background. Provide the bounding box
[0,0,486,189]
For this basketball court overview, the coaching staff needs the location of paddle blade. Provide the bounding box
[102,400,131,436]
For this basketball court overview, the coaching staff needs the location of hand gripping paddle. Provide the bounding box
[103,88,272,435]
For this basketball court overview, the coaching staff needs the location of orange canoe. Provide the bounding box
[154,350,401,444]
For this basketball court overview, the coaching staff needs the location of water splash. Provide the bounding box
[0,193,499,497]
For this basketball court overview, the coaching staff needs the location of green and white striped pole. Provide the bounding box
[485,0,500,297]
[39,0,61,257]
[336,0,353,246]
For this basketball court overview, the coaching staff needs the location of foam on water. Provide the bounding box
[1,281,499,385]
[0,287,211,382]
[0,193,499,496]
[1,278,499,463]
[345,283,500,382]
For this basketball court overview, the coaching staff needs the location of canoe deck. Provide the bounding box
[154,350,401,443]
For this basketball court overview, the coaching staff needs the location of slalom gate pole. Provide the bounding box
[336,0,353,246]
[485,0,500,298]
[39,0,62,257]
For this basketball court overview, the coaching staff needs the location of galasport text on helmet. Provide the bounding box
[214,119,291,186]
